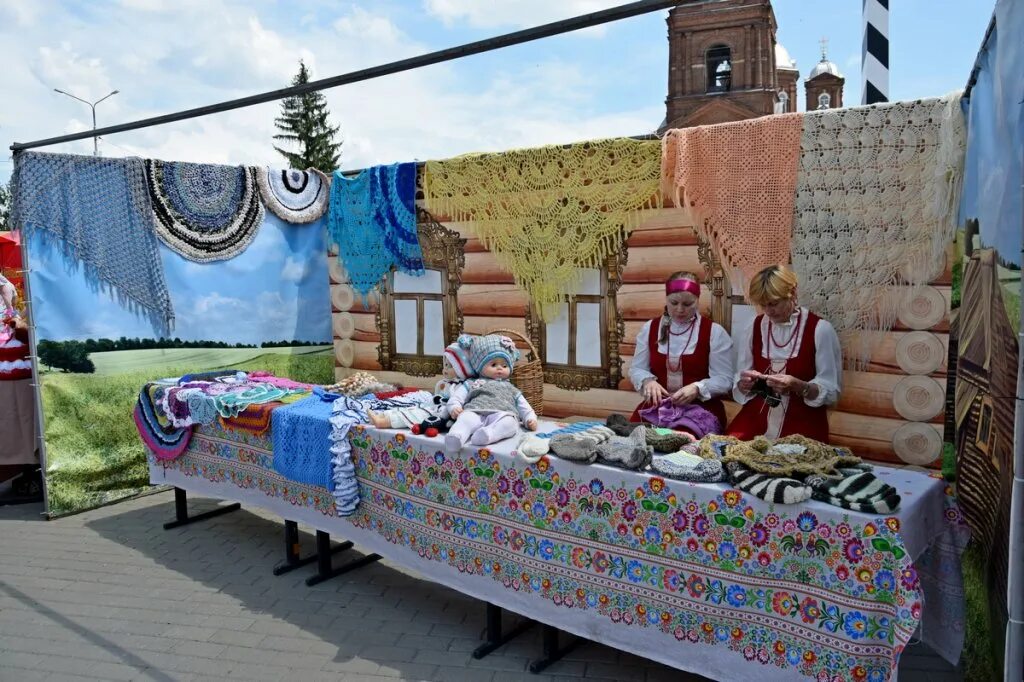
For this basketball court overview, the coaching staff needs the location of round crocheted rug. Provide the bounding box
[257,167,331,224]
[146,159,265,262]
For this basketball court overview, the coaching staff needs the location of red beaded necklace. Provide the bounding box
[666,316,699,373]
[766,307,802,373]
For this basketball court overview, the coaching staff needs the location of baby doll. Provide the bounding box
[445,334,538,455]
[367,339,474,433]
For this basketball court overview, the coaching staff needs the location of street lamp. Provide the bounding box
[53,88,119,156]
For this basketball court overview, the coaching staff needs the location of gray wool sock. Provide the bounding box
[606,413,640,437]
[809,469,902,513]
[726,461,812,505]
[597,427,652,471]
[644,428,696,453]
[651,451,725,483]
[549,425,614,463]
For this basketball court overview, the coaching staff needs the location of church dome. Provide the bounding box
[775,43,797,71]
[808,40,842,79]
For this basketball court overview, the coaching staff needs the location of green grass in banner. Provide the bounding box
[962,542,1000,682]
[41,347,333,517]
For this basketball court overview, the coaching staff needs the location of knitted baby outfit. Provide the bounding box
[462,378,524,414]
[444,337,475,380]
[726,461,813,505]
[807,467,902,513]
[469,334,520,375]
[651,451,725,483]
[595,427,653,471]
[549,425,615,463]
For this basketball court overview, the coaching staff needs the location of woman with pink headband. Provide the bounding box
[628,271,733,426]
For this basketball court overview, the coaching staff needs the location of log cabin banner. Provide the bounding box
[332,169,954,468]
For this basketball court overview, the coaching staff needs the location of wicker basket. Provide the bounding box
[484,328,544,416]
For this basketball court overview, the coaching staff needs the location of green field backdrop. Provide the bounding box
[41,346,332,516]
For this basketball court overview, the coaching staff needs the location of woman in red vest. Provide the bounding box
[628,271,732,427]
[727,265,843,442]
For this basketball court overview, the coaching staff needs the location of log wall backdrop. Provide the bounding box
[330,208,953,467]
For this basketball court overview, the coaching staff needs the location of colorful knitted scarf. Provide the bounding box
[257,167,331,224]
[327,162,423,300]
[146,159,265,262]
[424,138,661,320]
[11,152,174,333]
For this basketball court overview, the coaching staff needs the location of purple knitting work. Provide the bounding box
[637,398,721,438]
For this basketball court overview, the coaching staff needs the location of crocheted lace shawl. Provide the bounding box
[424,138,661,320]
[661,114,803,291]
[146,159,265,262]
[257,167,331,224]
[791,94,966,366]
[11,152,174,333]
[327,162,423,300]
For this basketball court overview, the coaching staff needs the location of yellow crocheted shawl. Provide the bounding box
[424,138,661,320]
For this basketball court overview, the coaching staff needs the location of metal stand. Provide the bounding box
[528,625,580,674]
[273,520,348,576]
[304,530,381,586]
[472,603,535,659]
[162,487,240,530]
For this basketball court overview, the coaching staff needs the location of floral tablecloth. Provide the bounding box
[149,420,968,682]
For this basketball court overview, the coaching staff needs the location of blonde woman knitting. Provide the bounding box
[728,265,842,443]
[445,334,538,456]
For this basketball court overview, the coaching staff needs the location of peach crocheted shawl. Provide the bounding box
[661,114,803,291]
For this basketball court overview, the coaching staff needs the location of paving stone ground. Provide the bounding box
[0,490,962,681]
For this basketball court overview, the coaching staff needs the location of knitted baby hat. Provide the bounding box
[444,336,475,381]
[469,334,520,375]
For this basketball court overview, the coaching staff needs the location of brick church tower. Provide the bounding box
[663,0,789,129]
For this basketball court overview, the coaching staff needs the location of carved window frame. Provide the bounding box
[376,209,466,376]
[976,397,994,455]
[526,251,626,391]
[696,230,732,332]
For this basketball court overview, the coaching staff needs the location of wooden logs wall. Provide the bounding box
[329,208,953,467]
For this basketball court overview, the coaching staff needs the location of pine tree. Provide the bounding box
[0,178,11,231]
[273,61,342,173]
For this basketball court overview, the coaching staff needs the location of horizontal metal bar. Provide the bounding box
[10,0,678,152]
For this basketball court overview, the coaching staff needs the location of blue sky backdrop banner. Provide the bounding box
[28,211,332,344]
[0,1,994,184]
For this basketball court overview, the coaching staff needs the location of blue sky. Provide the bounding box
[0,0,994,184]
[29,212,332,344]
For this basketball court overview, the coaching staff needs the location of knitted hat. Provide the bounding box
[470,334,520,375]
[443,338,475,380]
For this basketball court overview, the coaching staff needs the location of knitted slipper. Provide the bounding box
[549,425,614,463]
[725,462,812,504]
[596,428,652,471]
[644,427,696,453]
[651,451,725,483]
[606,413,640,437]
[518,433,550,463]
[809,470,902,513]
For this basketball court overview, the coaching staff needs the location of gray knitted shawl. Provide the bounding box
[11,152,174,333]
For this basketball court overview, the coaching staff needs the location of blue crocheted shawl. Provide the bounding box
[11,152,174,333]
[327,162,424,300]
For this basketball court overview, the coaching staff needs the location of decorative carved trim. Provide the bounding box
[526,239,627,392]
[696,227,732,332]
[376,209,466,376]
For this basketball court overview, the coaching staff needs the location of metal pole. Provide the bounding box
[1006,151,1024,682]
[91,105,97,156]
[11,153,53,517]
[52,89,118,156]
[11,0,679,153]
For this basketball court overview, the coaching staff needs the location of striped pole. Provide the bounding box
[862,0,889,104]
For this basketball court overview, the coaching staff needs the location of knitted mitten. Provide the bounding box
[651,451,725,483]
[725,462,812,504]
[644,428,696,453]
[549,425,614,463]
[596,427,652,471]
[606,413,640,437]
[518,433,551,463]
[809,469,901,513]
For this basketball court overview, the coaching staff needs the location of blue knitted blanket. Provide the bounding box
[271,395,336,490]
[327,162,423,300]
[11,152,174,333]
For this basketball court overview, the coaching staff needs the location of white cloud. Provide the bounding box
[279,256,306,283]
[422,0,621,33]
